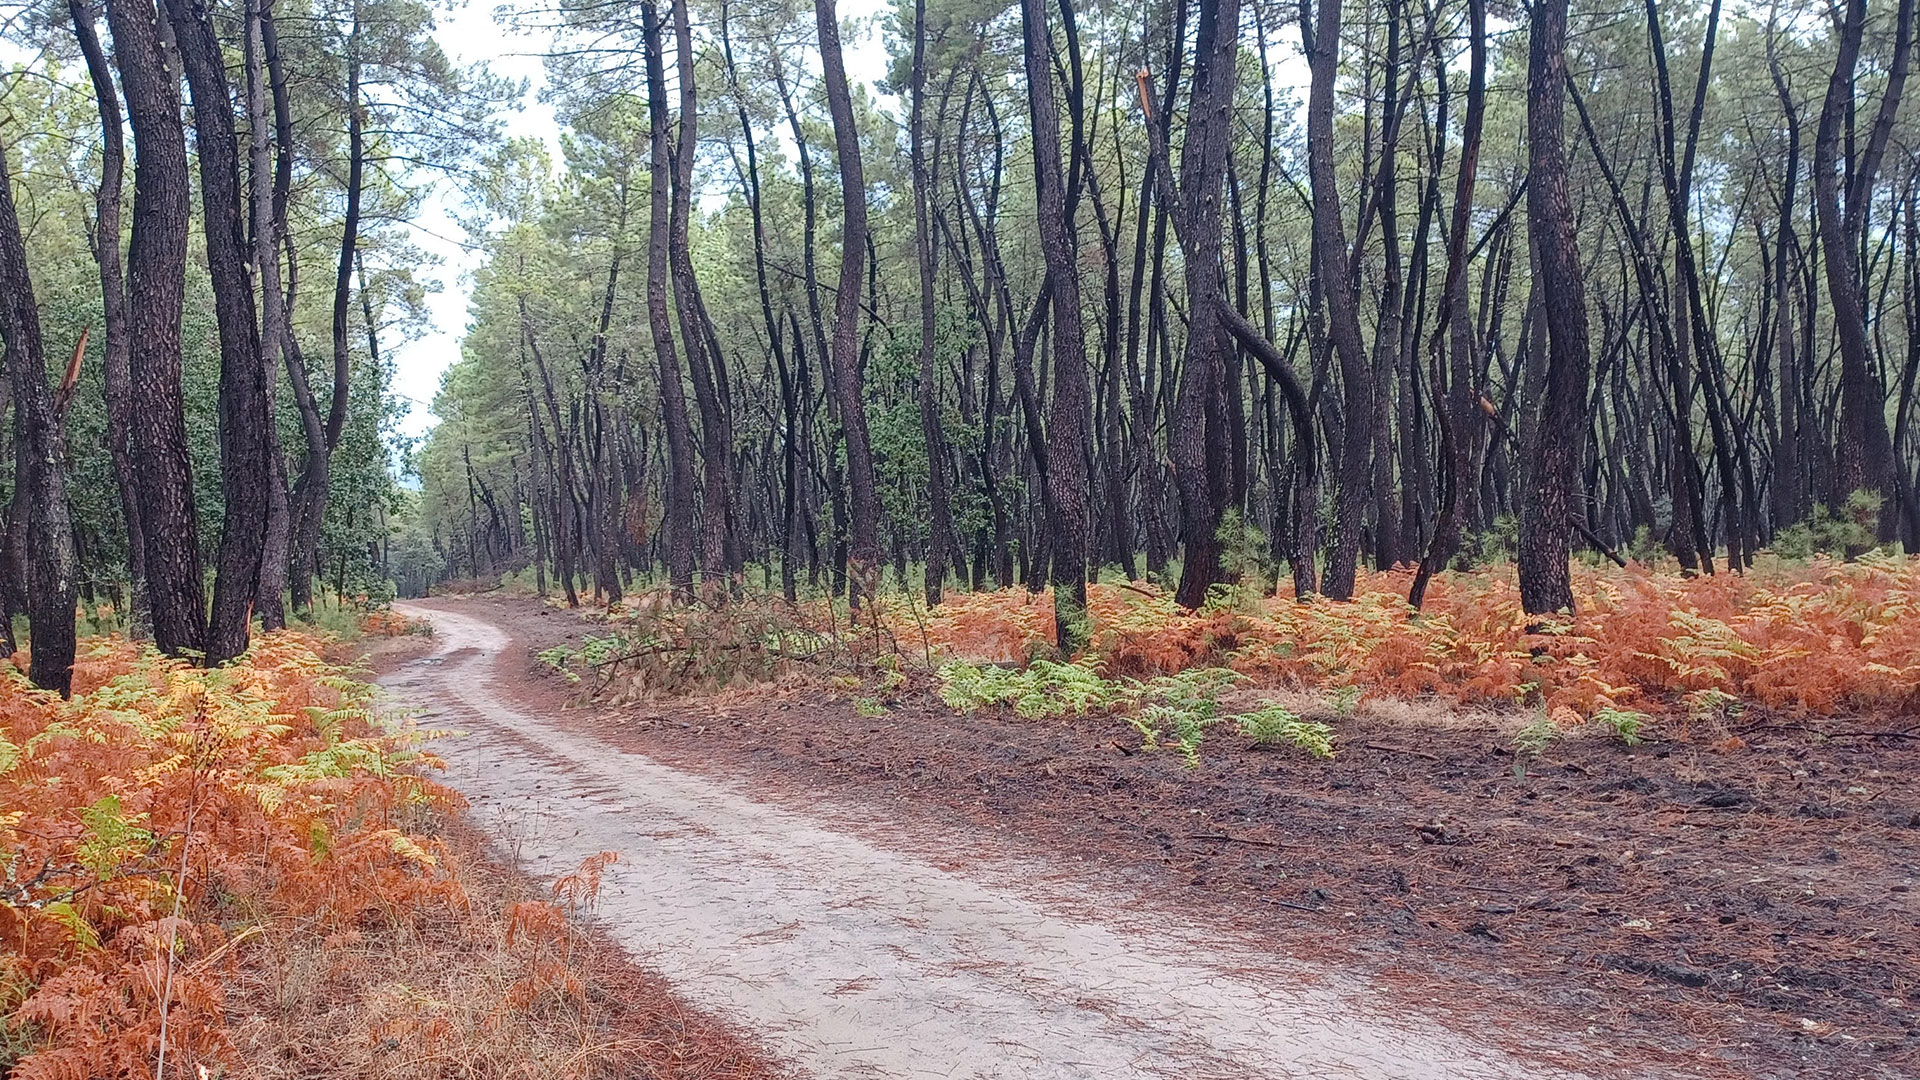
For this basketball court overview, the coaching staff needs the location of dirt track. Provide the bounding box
[383,602,1606,1079]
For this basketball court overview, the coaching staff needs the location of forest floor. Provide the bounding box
[391,594,1918,1080]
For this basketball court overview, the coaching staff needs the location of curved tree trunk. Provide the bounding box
[815,0,884,615]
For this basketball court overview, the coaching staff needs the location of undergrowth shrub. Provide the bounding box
[935,660,1336,765]
[1234,705,1335,759]
[359,609,435,638]
[541,589,899,702]
[905,555,1920,730]
[0,634,462,1078]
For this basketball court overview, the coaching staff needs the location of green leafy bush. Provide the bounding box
[1772,490,1885,559]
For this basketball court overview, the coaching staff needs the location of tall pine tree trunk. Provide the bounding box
[105,0,205,657]
[1517,0,1592,615]
[0,139,78,695]
[815,0,884,614]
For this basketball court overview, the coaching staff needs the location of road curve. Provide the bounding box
[383,601,1601,1080]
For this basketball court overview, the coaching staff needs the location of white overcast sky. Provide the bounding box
[387,0,900,441]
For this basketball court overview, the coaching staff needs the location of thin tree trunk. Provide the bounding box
[1411,0,1485,610]
[668,0,733,594]
[1301,0,1372,601]
[69,0,148,638]
[912,0,956,606]
[0,139,78,695]
[815,0,884,614]
[289,9,364,614]
[247,0,291,630]
[642,0,697,595]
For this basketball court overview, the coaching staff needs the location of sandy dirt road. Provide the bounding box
[383,602,1604,1080]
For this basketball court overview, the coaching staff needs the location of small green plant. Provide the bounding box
[1123,712,1163,750]
[1234,705,1335,759]
[1685,688,1743,724]
[1511,712,1559,781]
[1170,713,1219,768]
[536,644,582,683]
[1328,684,1362,717]
[1593,706,1650,746]
[937,662,1341,768]
[854,696,889,718]
[1212,509,1274,607]
[1513,713,1559,755]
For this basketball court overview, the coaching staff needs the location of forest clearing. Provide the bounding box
[2,0,1919,1070]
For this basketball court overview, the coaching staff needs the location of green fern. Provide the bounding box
[1234,705,1334,758]
[1593,706,1650,746]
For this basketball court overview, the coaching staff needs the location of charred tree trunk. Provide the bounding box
[1020,0,1094,648]
[912,0,956,606]
[105,0,205,657]
[815,0,884,614]
[642,0,697,595]
[0,139,78,695]
[669,0,733,593]
[69,0,147,639]
[1517,0,1592,615]
[1302,0,1372,601]
[1812,0,1911,532]
[1411,0,1486,610]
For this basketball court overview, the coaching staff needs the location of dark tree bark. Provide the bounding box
[105,0,206,657]
[1154,0,1240,609]
[1365,0,1408,573]
[815,0,884,614]
[1812,0,1912,529]
[1301,0,1372,601]
[642,0,697,595]
[163,0,272,664]
[246,0,291,630]
[912,0,956,606]
[1020,0,1094,649]
[1517,0,1593,615]
[669,0,733,594]
[69,0,147,638]
[0,139,79,696]
[719,0,801,601]
[1411,0,1486,610]
[1766,32,1807,527]
[288,10,364,615]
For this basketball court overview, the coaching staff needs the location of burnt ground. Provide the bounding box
[409,593,1920,1080]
